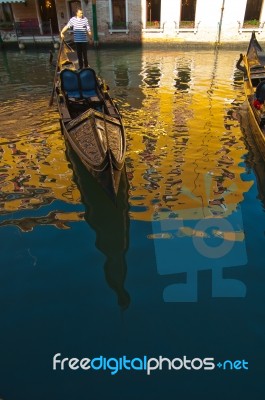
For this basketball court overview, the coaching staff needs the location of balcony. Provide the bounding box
[175,21,200,34]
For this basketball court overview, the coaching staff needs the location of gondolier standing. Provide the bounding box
[60,8,92,70]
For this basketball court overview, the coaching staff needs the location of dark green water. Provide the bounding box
[0,47,265,399]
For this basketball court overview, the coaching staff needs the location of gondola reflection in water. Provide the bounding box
[66,142,131,310]
[52,40,126,202]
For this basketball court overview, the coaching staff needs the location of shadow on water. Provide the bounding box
[65,143,131,310]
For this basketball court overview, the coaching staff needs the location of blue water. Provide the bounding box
[0,47,265,399]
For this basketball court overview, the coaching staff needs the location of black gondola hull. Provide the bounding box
[60,116,124,200]
[238,32,265,160]
[54,41,126,200]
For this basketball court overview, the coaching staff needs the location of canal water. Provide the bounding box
[0,46,265,399]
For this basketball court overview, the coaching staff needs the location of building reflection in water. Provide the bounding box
[122,49,253,302]
[0,101,80,215]
[0,49,252,222]
[0,48,257,304]
[174,57,191,92]
[141,60,162,88]
[124,50,252,222]
[114,62,130,88]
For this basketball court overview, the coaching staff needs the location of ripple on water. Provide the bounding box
[0,48,251,223]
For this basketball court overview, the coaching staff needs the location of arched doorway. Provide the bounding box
[39,0,59,34]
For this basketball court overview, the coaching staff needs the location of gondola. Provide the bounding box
[237,31,265,159]
[52,40,126,201]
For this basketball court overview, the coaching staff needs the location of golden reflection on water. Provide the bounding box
[122,50,252,221]
[0,49,253,226]
[0,97,80,214]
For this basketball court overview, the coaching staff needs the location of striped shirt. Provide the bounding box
[67,17,91,43]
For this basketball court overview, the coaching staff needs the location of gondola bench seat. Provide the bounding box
[60,68,103,105]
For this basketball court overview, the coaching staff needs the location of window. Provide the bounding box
[180,0,196,28]
[244,0,263,27]
[146,0,161,29]
[110,0,127,29]
[1,3,13,22]
[0,3,13,30]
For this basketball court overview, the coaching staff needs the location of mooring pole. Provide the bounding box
[217,0,225,45]
[92,0,99,47]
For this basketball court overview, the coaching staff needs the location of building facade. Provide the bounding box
[1,0,265,44]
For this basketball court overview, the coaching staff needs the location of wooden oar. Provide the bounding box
[64,40,74,52]
[49,40,64,107]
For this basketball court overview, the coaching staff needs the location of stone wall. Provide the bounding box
[2,0,265,46]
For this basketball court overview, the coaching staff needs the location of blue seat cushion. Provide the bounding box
[79,68,99,99]
[82,89,98,98]
[60,69,81,98]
